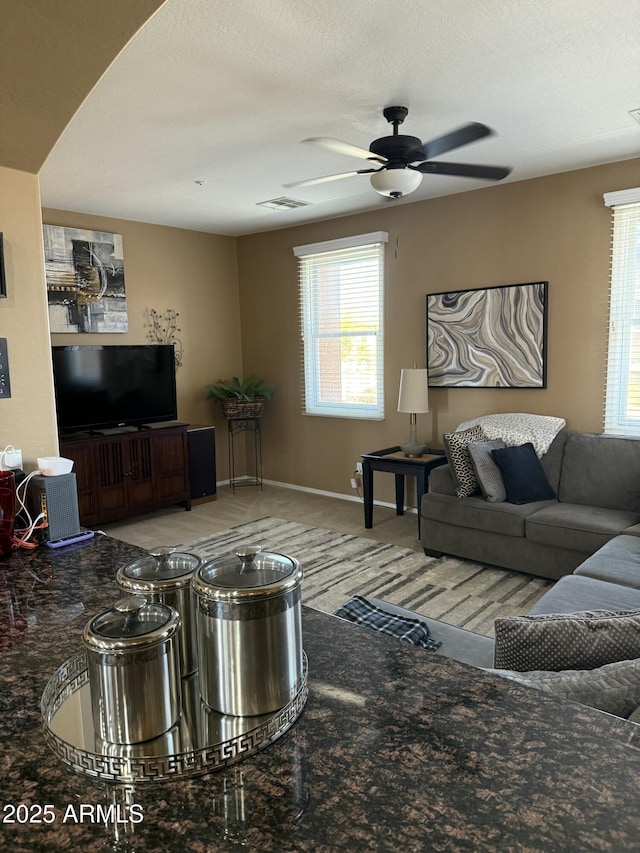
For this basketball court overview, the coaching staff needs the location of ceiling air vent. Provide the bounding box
[629,108,640,124]
[256,197,311,211]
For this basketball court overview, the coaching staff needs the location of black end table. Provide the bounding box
[361,446,447,538]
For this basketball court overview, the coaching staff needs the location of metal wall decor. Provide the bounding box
[427,281,548,388]
[144,308,184,369]
[43,225,128,333]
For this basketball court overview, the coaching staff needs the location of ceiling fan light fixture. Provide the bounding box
[369,168,423,198]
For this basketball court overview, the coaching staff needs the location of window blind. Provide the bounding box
[294,231,388,419]
[603,188,640,435]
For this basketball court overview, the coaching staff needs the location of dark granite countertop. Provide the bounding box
[2,534,640,852]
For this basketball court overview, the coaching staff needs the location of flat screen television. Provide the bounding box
[52,344,178,434]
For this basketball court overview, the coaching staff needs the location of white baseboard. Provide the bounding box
[261,477,418,515]
[215,475,418,515]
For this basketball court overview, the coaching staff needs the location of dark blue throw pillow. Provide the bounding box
[490,442,556,505]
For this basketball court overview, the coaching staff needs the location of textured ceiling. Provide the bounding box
[38,0,640,236]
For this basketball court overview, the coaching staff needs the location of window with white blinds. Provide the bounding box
[294,231,388,419]
[603,188,640,435]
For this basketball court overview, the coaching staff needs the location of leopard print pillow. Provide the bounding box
[442,425,488,497]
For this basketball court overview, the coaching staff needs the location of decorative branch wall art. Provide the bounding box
[144,308,184,369]
[427,281,548,388]
[43,225,127,333]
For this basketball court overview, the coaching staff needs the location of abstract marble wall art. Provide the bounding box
[43,225,127,333]
[427,282,548,388]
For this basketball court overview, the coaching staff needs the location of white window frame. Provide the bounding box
[294,231,388,419]
[603,187,640,435]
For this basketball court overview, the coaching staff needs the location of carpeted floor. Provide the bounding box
[179,516,553,637]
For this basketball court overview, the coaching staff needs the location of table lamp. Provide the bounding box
[397,368,429,457]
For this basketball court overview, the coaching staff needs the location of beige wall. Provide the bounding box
[42,209,243,478]
[0,167,59,467]
[2,155,636,498]
[237,156,640,506]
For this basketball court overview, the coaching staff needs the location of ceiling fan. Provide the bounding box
[284,106,511,199]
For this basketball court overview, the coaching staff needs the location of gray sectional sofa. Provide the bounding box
[360,472,640,723]
[350,430,640,719]
[420,430,640,580]
[366,531,640,671]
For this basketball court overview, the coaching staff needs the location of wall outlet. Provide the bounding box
[0,447,22,470]
[356,462,363,475]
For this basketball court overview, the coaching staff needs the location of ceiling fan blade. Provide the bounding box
[416,161,511,180]
[422,122,493,160]
[303,136,387,163]
[283,168,378,189]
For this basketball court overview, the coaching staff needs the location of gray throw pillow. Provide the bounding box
[489,658,640,719]
[442,425,487,498]
[467,439,506,502]
[493,609,640,672]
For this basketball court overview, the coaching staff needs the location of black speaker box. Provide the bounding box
[28,472,81,542]
[187,425,217,501]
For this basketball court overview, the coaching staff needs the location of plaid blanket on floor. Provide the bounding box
[334,596,442,652]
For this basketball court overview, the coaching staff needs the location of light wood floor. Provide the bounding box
[102,484,423,553]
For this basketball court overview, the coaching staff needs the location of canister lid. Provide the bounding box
[82,595,181,653]
[116,546,201,593]
[192,545,302,602]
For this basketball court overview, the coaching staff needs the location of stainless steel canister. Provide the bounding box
[116,546,201,675]
[192,545,303,717]
[83,595,182,744]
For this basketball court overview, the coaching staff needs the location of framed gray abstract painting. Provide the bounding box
[427,281,548,388]
[43,225,128,333]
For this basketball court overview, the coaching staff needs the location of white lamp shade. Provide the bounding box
[397,368,429,413]
[370,168,423,198]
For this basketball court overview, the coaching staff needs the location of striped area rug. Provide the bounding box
[179,517,553,638]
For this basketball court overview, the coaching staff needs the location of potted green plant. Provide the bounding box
[206,374,274,419]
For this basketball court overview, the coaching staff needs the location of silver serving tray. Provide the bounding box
[41,650,308,784]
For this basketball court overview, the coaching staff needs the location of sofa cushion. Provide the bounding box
[528,574,640,615]
[422,491,553,538]
[494,608,640,671]
[525,503,640,553]
[442,425,487,497]
[491,443,556,504]
[558,433,640,512]
[539,429,569,494]
[490,658,640,718]
[468,439,506,502]
[574,535,640,589]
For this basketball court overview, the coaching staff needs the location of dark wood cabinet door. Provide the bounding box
[154,428,189,501]
[125,434,155,509]
[95,438,129,519]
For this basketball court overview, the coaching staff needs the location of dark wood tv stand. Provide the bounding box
[60,421,191,526]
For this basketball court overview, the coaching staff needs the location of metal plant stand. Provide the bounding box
[228,417,263,492]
